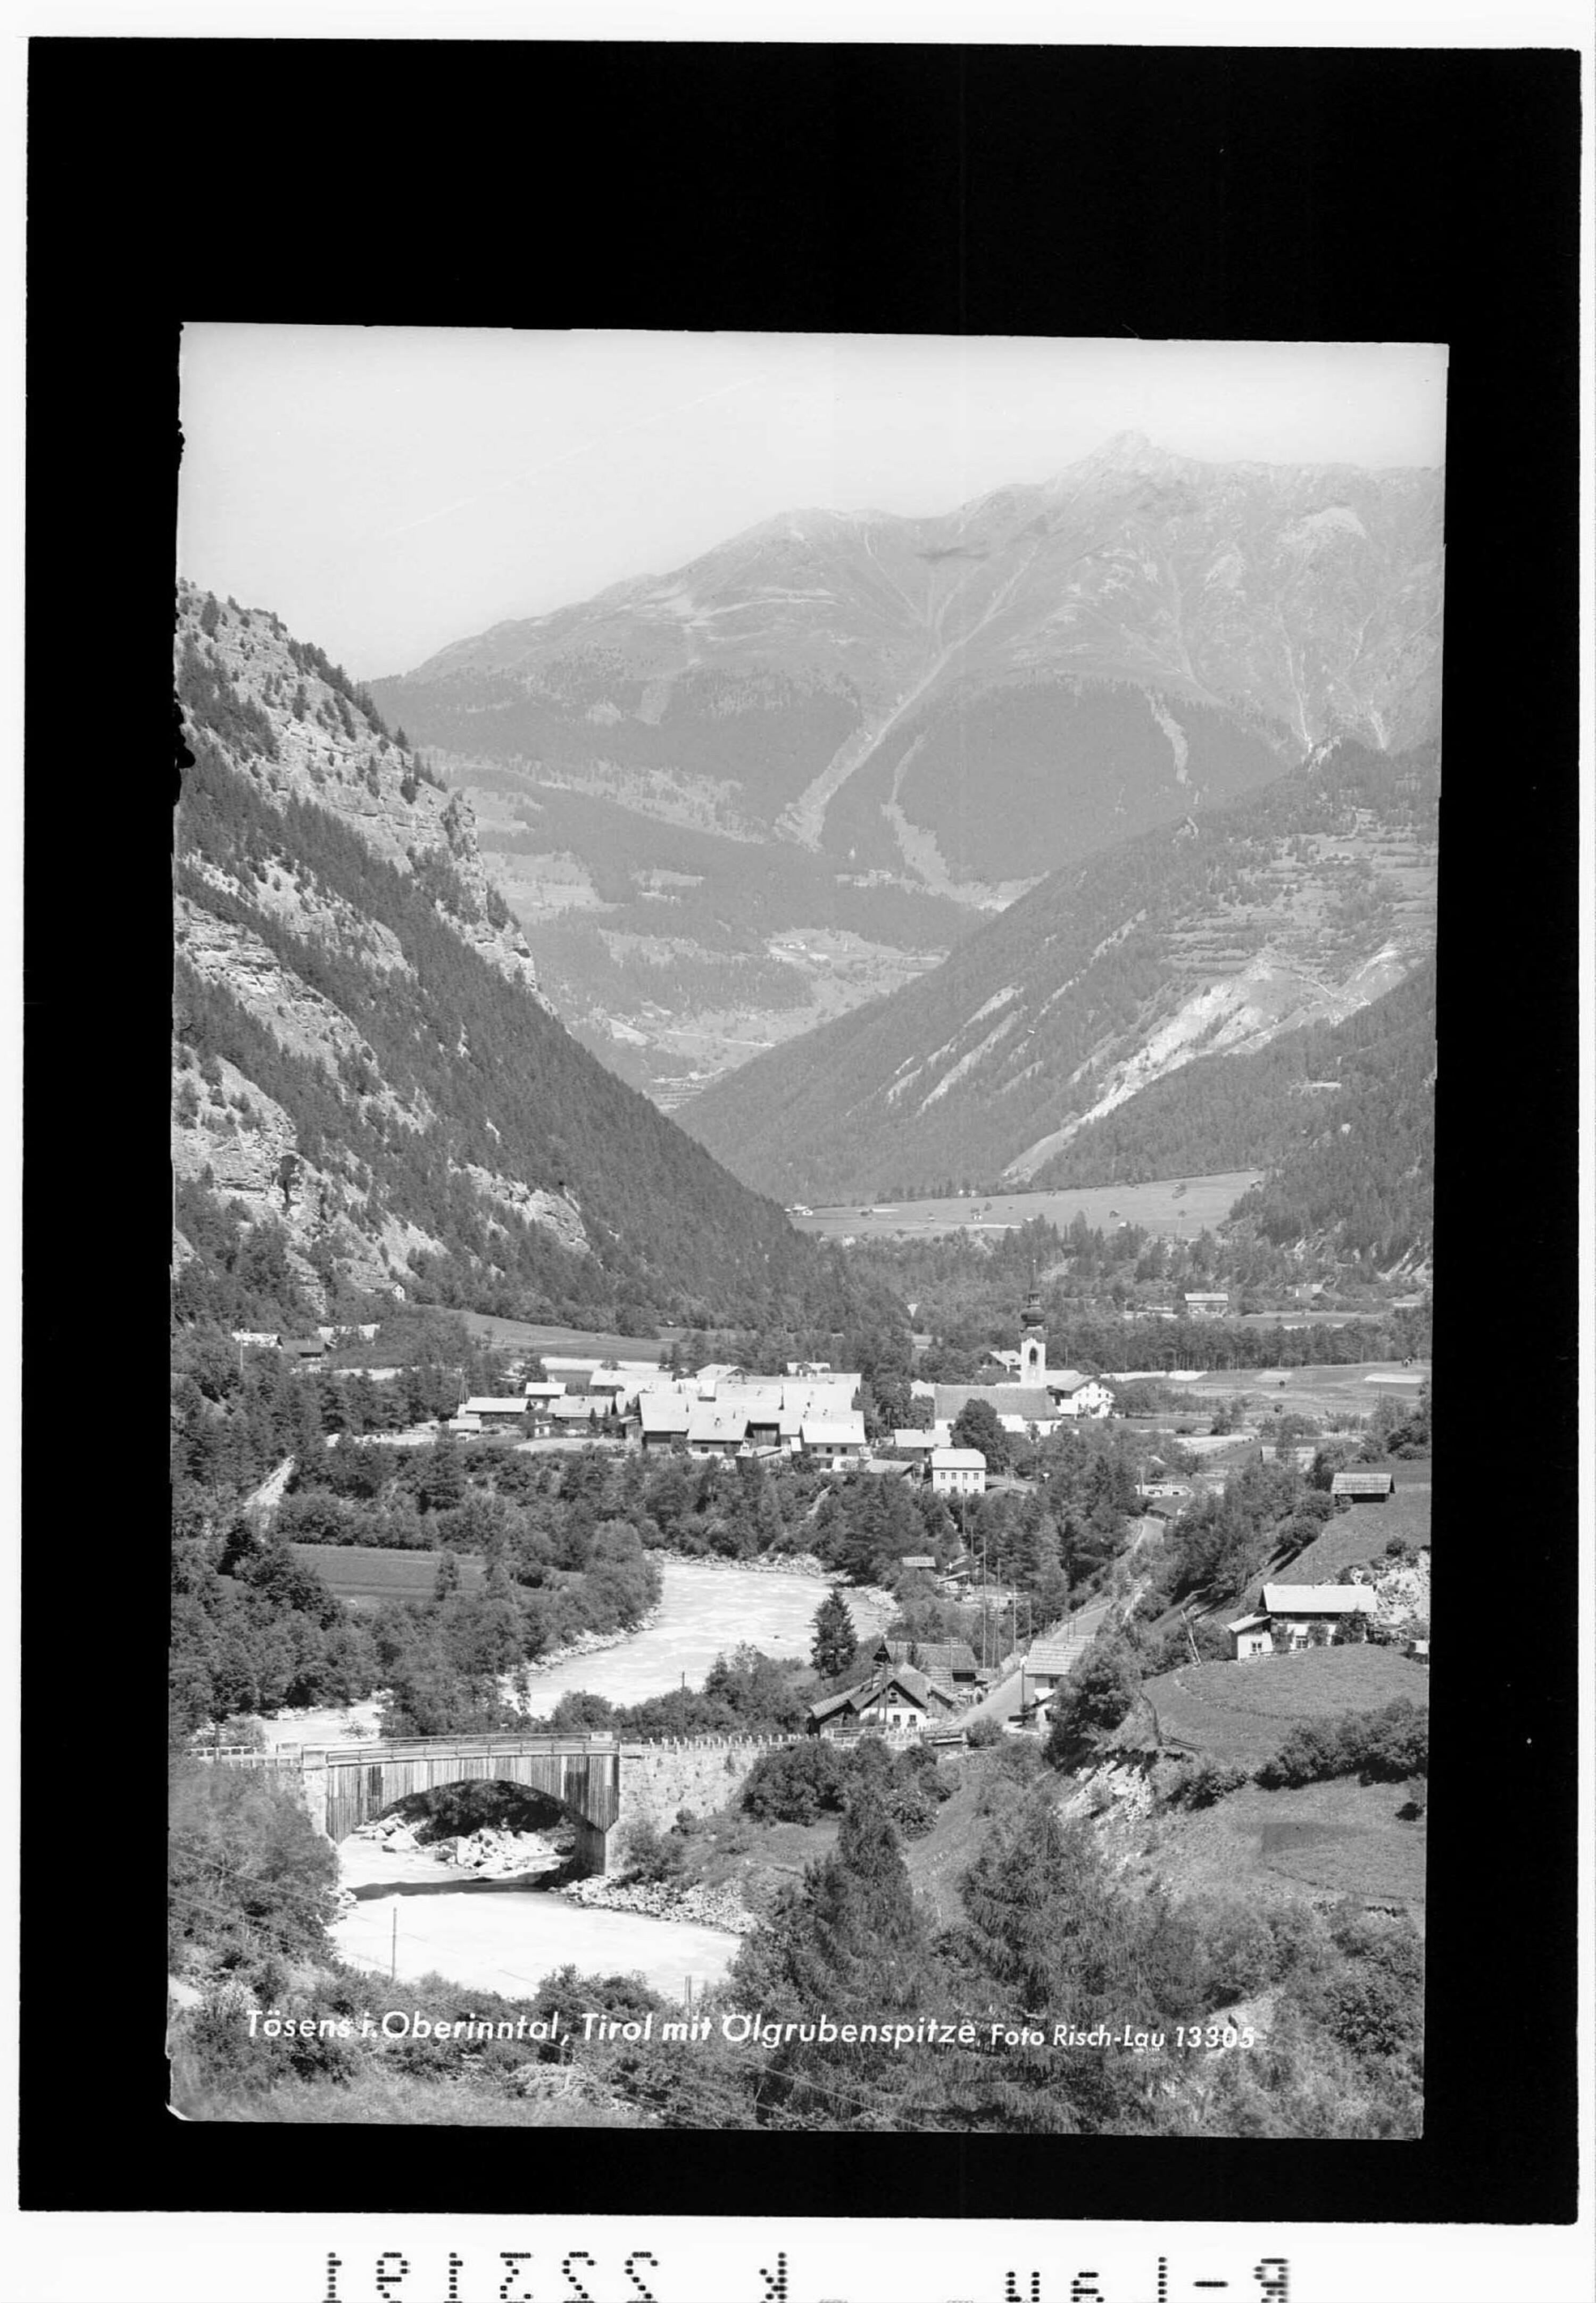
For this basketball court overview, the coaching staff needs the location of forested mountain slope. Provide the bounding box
[171,584,897,1335]
[679,739,1437,1205]
[372,436,1443,1102]
[1037,957,1436,1187]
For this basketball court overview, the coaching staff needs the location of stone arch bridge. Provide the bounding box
[201,1731,800,1875]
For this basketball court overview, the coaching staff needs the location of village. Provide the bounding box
[230,1279,1432,1756]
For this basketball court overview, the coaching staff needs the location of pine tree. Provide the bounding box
[730,1786,930,2127]
[810,1585,859,1680]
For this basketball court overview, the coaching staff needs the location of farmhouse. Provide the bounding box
[930,1446,987,1497]
[1331,1470,1397,1502]
[1053,1377,1116,1420]
[280,1336,327,1367]
[868,1636,978,1690]
[687,1406,750,1456]
[1224,1612,1275,1662]
[1019,1631,1087,1700]
[461,1396,529,1427]
[637,1393,693,1450]
[1184,1293,1231,1319]
[521,1380,566,1402]
[800,1414,867,1465]
[547,1395,607,1431]
[808,1664,960,1738]
[891,1430,938,1458]
[1236,1583,1379,1656]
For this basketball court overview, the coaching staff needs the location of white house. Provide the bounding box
[1250,1583,1379,1654]
[800,1414,867,1465]
[930,1446,987,1497]
[1225,1611,1275,1662]
[1054,1377,1116,1419]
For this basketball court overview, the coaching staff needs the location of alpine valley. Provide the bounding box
[373,433,1442,1112]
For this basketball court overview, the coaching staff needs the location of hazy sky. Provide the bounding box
[178,329,1447,679]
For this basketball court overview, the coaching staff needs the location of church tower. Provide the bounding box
[1019,1281,1047,1387]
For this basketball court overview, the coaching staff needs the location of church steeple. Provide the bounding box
[1019,1278,1046,1385]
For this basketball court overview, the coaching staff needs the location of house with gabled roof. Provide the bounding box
[687,1405,749,1456]
[1331,1470,1396,1502]
[807,1662,961,1738]
[1241,1582,1379,1654]
[933,1383,1054,1427]
[930,1446,986,1496]
[868,1636,978,1690]
[638,1392,693,1450]
[800,1414,866,1465]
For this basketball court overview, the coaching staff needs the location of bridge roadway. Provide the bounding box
[203,1733,630,1874]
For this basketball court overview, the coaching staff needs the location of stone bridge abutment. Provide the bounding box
[203,1731,801,1876]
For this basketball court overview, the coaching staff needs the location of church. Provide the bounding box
[923,1285,1110,1429]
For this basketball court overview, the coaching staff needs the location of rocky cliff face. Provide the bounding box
[177,579,543,999]
[173,582,595,1306]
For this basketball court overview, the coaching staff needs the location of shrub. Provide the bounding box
[965,1713,1003,1749]
[1169,1755,1251,1808]
[620,1817,688,1885]
[741,1739,850,1823]
[1257,1698,1427,1790]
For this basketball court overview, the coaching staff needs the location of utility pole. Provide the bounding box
[390,1906,398,1983]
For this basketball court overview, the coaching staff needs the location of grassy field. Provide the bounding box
[1269,1485,1432,1588]
[1133,1776,1427,1910]
[290,1543,481,1611]
[459,1313,680,1360]
[1140,1646,1428,1768]
[790,1171,1261,1244]
[1175,1362,1431,1421]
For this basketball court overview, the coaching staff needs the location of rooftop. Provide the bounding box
[1261,1583,1377,1615]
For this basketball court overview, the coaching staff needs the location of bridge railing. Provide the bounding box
[198,1732,810,1759]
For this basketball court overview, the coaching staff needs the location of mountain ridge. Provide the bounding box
[372,437,1442,1105]
[677,737,1438,1205]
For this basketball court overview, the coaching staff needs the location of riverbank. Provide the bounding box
[245,1554,897,1749]
[561,1874,756,1935]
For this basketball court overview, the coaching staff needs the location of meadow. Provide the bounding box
[789,1170,1261,1243]
[289,1543,484,1611]
[1140,1645,1428,1770]
[1140,1774,1427,1909]
[458,1312,680,1360]
[1269,1484,1432,1589]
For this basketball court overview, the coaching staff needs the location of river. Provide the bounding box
[331,1835,742,2005]
[305,1559,895,2002]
